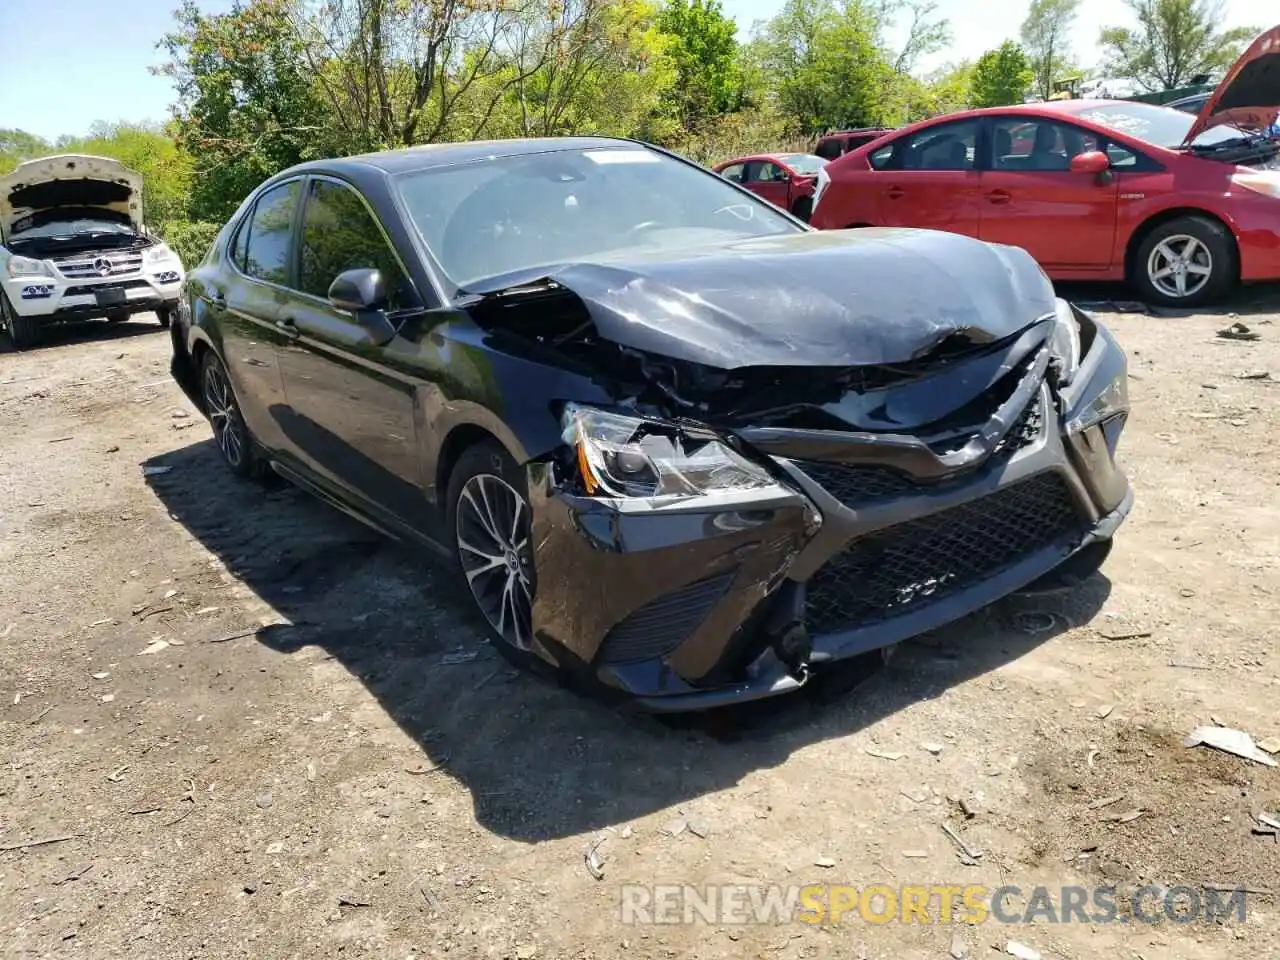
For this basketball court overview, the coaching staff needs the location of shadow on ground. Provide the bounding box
[1056,280,1280,318]
[143,436,1110,843]
[0,314,168,354]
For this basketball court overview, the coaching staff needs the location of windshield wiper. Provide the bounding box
[1181,132,1274,152]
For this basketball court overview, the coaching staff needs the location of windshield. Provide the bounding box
[394,146,800,289]
[780,153,827,175]
[1073,101,1247,148]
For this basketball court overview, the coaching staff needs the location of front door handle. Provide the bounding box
[276,318,300,341]
[886,186,905,200]
[986,190,1012,204]
[207,289,226,308]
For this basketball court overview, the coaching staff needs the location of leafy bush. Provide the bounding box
[159,219,222,270]
[665,107,810,167]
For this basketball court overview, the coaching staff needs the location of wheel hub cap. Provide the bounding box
[1148,233,1212,299]
[456,474,534,650]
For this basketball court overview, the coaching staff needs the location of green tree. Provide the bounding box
[656,0,743,130]
[71,121,194,227]
[1099,0,1258,92]
[923,61,976,114]
[156,0,333,222]
[756,0,892,133]
[1020,0,1080,100]
[0,130,53,172]
[971,41,1034,107]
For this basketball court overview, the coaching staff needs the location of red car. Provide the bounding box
[811,24,1280,306]
[712,152,827,221]
[814,127,896,161]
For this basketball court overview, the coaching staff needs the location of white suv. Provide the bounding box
[0,154,186,349]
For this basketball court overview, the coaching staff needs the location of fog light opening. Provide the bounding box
[772,623,812,681]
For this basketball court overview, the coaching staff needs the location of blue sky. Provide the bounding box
[0,0,1265,141]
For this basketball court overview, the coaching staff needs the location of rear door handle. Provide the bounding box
[886,186,905,200]
[276,317,300,341]
[986,190,1012,204]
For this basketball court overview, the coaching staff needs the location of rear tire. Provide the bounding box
[199,349,269,481]
[1,292,40,349]
[1131,215,1236,308]
[105,311,130,324]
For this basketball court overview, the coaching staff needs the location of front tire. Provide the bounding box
[791,197,813,222]
[199,350,267,480]
[445,442,539,667]
[1,292,40,349]
[156,307,172,329]
[1131,216,1236,307]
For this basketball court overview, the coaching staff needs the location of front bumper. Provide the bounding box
[525,321,1133,712]
[2,270,184,322]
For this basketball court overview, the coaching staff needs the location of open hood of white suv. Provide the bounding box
[0,154,144,242]
[1182,24,1280,145]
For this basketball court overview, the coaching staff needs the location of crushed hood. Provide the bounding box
[1183,24,1280,144]
[462,227,1057,370]
[0,154,144,241]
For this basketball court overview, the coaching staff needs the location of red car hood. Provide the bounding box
[1182,23,1280,144]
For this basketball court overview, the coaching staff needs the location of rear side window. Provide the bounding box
[298,179,413,309]
[242,181,301,285]
[878,120,980,171]
[719,163,745,182]
[815,137,844,161]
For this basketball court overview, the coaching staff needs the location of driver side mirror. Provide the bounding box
[1070,150,1112,178]
[328,268,396,346]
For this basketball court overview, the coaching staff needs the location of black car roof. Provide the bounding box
[281,137,646,181]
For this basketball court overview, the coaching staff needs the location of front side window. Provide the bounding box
[242,180,301,285]
[990,118,1101,171]
[395,147,800,289]
[298,180,413,309]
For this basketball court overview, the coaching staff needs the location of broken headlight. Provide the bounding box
[1066,374,1128,435]
[1048,298,1081,386]
[562,404,782,500]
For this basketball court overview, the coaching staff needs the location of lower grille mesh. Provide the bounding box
[804,472,1082,634]
[597,570,736,665]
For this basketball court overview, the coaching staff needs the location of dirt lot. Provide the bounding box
[1,290,1279,960]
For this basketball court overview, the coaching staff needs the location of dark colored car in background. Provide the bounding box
[170,136,1132,712]
[814,128,896,161]
[1167,93,1209,114]
[809,25,1280,307]
[711,152,826,220]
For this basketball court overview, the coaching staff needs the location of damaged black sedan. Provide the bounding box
[170,137,1132,711]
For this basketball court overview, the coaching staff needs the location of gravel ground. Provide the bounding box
[1,288,1278,960]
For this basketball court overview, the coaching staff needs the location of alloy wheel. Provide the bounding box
[1146,234,1213,300]
[455,473,534,651]
[202,358,245,469]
